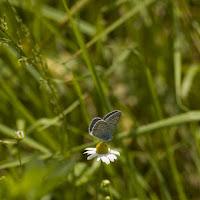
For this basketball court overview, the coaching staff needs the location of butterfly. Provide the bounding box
[89,110,121,142]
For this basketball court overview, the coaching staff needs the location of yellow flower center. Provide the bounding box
[96,142,109,154]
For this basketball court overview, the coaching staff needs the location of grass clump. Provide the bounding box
[0,0,200,199]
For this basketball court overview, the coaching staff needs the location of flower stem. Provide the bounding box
[109,186,113,200]
[96,161,103,200]
[17,141,23,176]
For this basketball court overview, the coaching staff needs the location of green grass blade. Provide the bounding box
[0,80,35,124]
[173,35,188,111]
[27,97,84,133]
[62,0,155,64]
[71,72,90,124]
[60,0,91,24]
[181,64,200,99]
[0,154,51,170]
[117,111,200,139]
[63,0,111,111]
[0,124,51,154]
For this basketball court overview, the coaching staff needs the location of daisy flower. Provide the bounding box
[14,130,24,140]
[83,142,120,165]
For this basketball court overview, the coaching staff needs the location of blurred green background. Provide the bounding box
[0,0,200,199]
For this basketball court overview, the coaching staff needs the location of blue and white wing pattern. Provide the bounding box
[103,110,121,137]
[103,110,120,121]
[89,110,121,142]
[91,120,112,142]
[89,117,102,134]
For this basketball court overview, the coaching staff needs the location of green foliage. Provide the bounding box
[0,0,200,199]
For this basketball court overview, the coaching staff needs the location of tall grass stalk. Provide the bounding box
[144,61,187,200]
[63,0,111,112]
[0,0,200,199]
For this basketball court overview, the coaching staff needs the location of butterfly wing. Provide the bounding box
[88,110,121,142]
[90,120,112,142]
[88,117,102,134]
[103,110,121,136]
[103,110,121,121]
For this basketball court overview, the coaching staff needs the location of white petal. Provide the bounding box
[112,154,117,160]
[85,147,96,151]
[109,149,120,156]
[107,154,115,162]
[101,156,110,165]
[97,157,101,161]
[87,153,98,160]
[83,150,96,155]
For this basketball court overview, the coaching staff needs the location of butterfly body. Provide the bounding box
[89,110,121,142]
